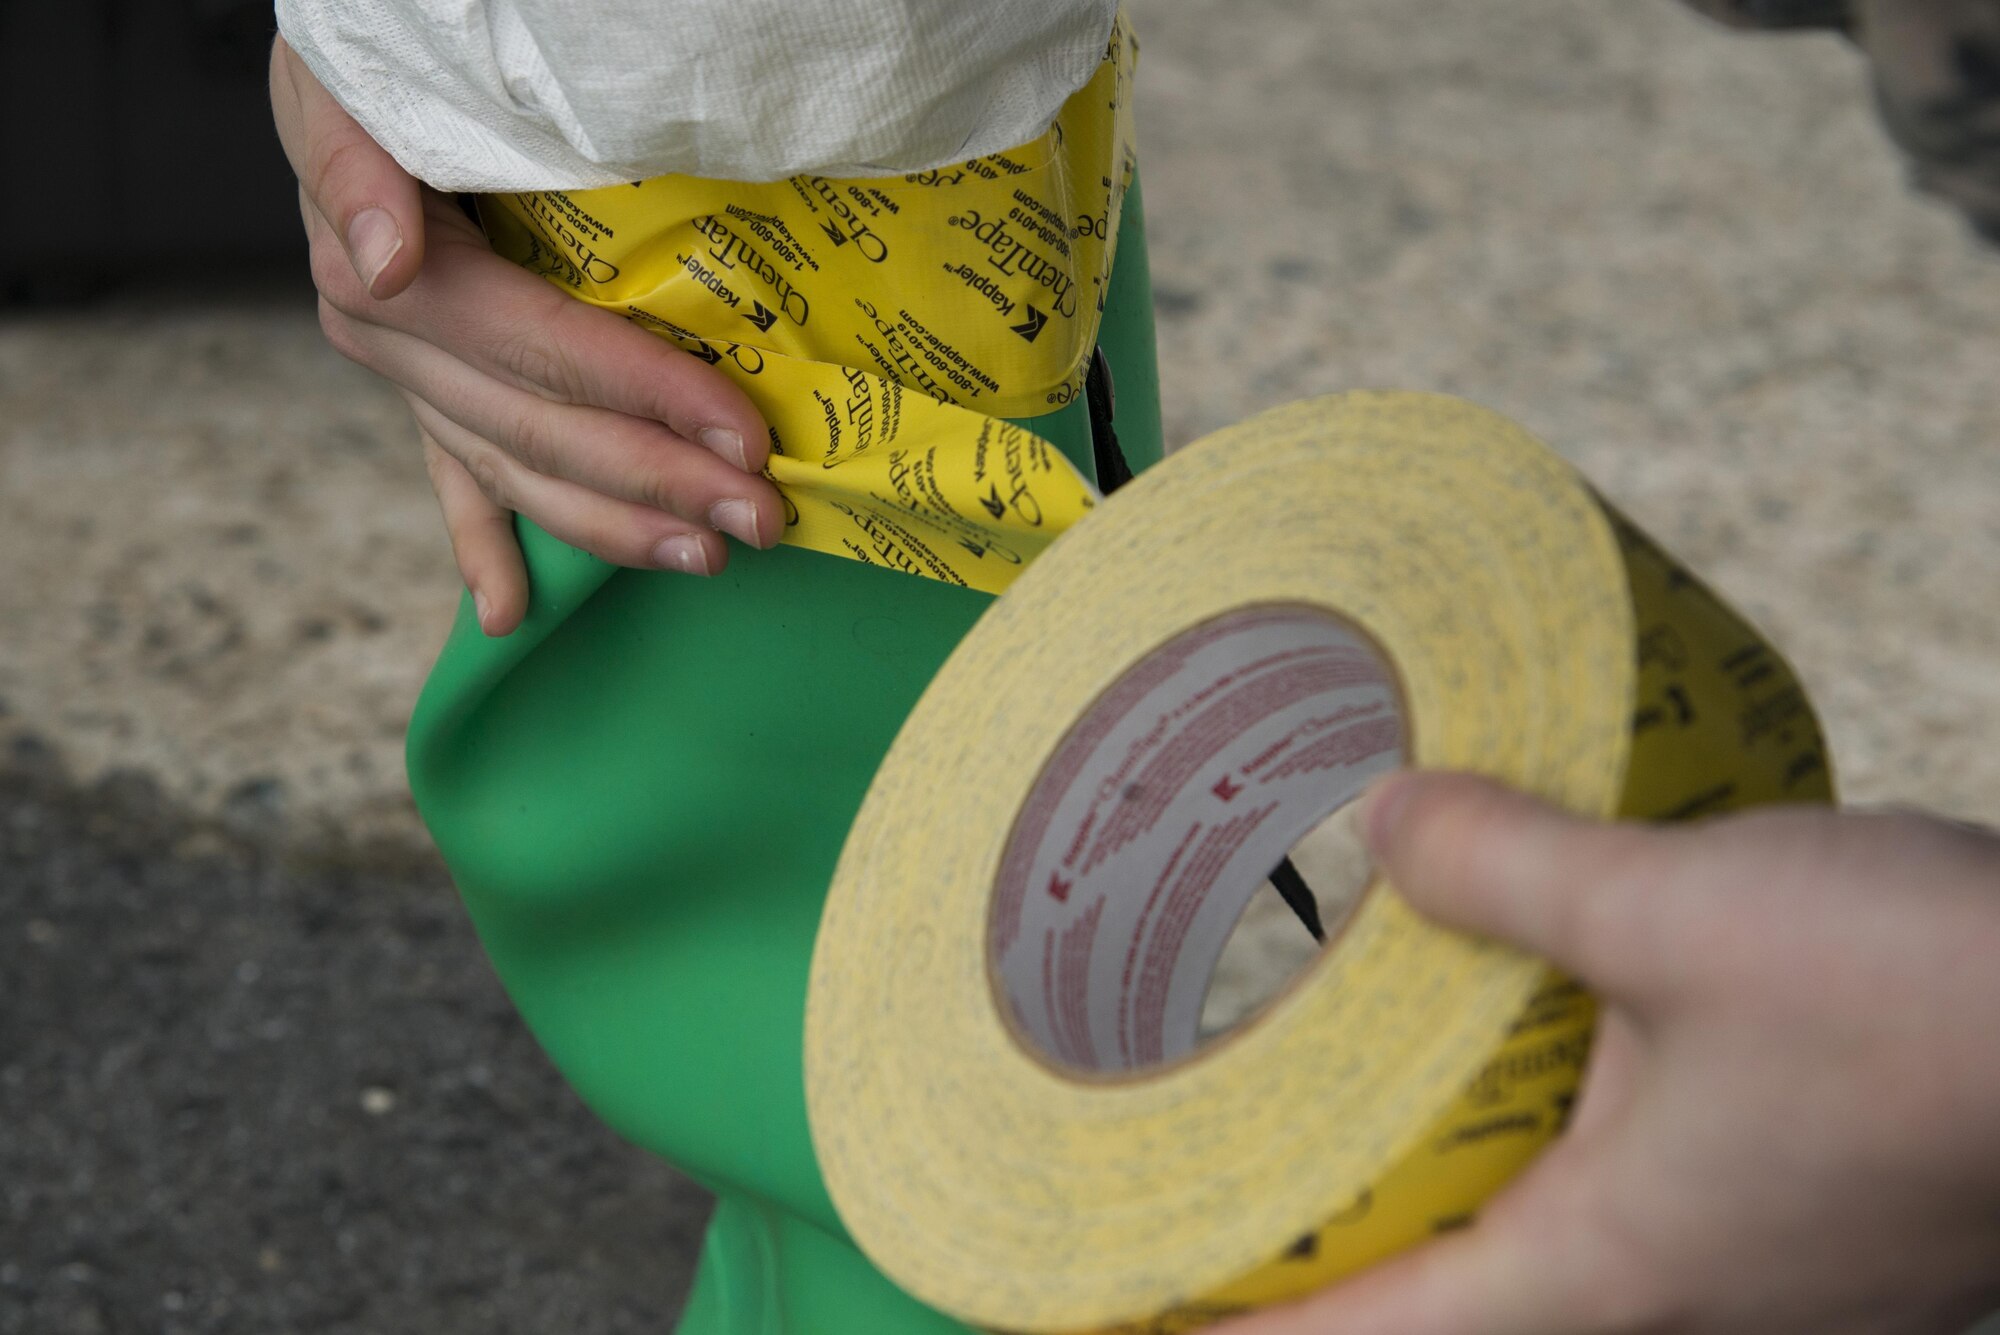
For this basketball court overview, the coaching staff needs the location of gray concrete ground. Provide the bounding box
[4,2,2000,1331]
[0,287,452,857]
[1,761,700,1334]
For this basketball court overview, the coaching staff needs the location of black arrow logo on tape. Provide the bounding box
[980,484,1006,519]
[686,340,722,365]
[820,219,848,247]
[957,537,986,558]
[1010,304,1048,343]
[742,301,778,333]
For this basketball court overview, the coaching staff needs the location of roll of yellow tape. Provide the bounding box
[804,392,1834,1333]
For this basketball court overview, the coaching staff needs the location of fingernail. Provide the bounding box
[651,534,712,575]
[709,498,763,547]
[699,427,749,470]
[472,590,494,633]
[1357,771,1416,856]
[347,207,403,296]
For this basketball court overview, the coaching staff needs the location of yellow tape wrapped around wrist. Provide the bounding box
[804,392,1834,1333]
[478,11,1138,593]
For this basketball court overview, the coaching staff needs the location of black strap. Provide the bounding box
[1083,348,1323,945]
[1266,858,1326,944]
[1085,346,1133,494]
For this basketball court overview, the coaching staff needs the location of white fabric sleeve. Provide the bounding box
[275,0,1119,191]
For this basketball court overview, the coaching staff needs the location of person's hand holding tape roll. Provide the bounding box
[1218,772,2000,1335]
[1215,14,2000,1327]
[268,37,784,637]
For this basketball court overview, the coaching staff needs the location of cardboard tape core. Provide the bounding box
[989,604,1405,1076]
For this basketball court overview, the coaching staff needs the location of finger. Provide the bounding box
[360,329,782,545]
[358,229,772,463]
[270,34,425,299]
[410,400,729,576]
[1217,1212,1577,1335]
[424,433,529,637]
[1357,771,1669,991]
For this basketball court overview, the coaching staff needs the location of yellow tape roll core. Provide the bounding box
[805,393,1833,1332]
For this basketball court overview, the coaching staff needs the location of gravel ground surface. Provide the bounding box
[0,745,708,1334]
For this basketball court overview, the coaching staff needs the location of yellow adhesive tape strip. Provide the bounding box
[804,392,1834,1333]
[477,12,1138,593]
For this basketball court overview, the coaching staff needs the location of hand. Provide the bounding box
[269,37,784,636]
[1223,772,2000,1335]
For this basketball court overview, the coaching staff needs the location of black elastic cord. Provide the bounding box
[1266,858,1326,944]
[1085,346,1133,494]
[1083,347,1323,946]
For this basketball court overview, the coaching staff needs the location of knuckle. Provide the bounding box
[554,509,633,567]
[1548,831,1658,971]
[498,328,581,402]
[1547,868,1637,976]
[315,297,367,363]
[502,410,555,476]
[452,514,509,570]
[308,238,365,313]
[307,137,372,217]
[1401,777,1518,888]
[609,529,666,569]
[420,438,455,489]
[462,450,514,511]
[635,464,690,516]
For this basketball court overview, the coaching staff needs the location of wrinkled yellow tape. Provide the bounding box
[805,393,1834,1333]
[480,12,1136,593]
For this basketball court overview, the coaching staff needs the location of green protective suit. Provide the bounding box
[405,178,1166,1333]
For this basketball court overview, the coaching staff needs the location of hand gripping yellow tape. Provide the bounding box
[477,12,1137,593]
[804,392,1835,1333]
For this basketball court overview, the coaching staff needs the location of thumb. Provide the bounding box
[269,35,426,299]
[1357,770,1666,990]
